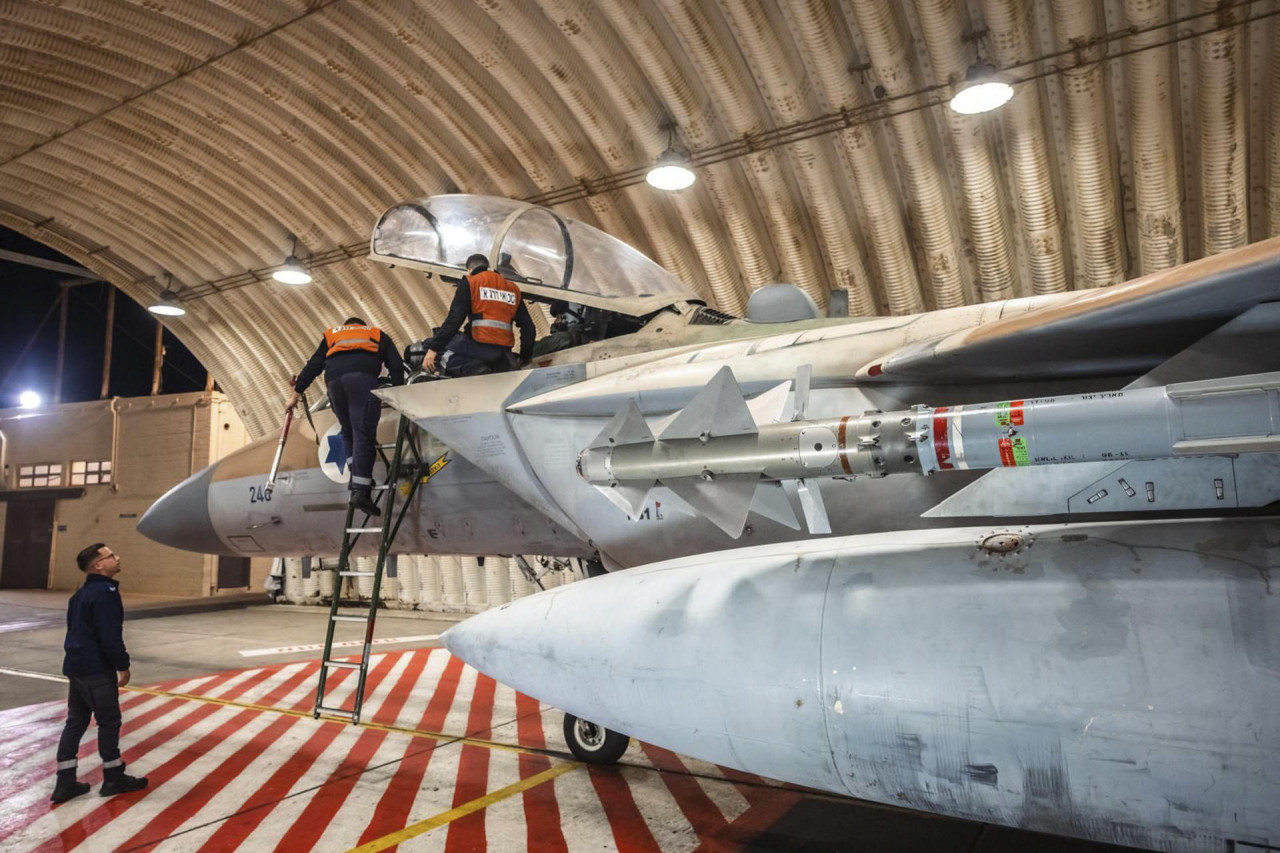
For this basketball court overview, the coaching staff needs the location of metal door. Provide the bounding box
[1,499,55,589]
[216,555,250,589]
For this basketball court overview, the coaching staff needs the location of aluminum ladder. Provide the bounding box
[313,413,427,724]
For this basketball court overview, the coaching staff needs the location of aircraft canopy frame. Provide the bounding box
[369,195,702,317]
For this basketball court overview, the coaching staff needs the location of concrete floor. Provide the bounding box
[0,593,1149,852]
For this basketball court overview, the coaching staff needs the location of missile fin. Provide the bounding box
[791,364,812,421]
[796,478,832,534]
[659,366,757,441]
[750,481,800,529]
[662,472,759,538]
[588,398,655,450]
[594,479,655,517]
[746,380,793,426]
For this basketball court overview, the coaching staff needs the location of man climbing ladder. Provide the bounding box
[286,317,405,516]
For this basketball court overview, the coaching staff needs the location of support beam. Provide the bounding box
[151,320,164,396]
[0,248,98,280]
[100,287,115,399]
[53,286,68,404]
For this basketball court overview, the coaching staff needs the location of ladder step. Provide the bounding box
[316,706,356,719]
[377,442,398,449]
[322,661,361,670]
[339,571,376,577]
[331,615,369,622]
[346,527,383,533]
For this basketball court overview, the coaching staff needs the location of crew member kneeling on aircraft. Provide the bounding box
[424,253,534,377]
[287,317,405,517]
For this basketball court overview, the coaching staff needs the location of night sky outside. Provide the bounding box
[0,226,207,408]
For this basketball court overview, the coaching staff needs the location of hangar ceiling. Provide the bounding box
[2,0,1277,436]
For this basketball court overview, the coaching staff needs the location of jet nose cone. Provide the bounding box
[137,464,229,554]
[440,607,506,672]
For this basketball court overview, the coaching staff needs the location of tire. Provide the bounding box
[563,712,630,764]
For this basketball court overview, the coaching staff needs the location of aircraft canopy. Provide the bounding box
[370,195,700,314]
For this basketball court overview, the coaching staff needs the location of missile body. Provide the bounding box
[442,517,1280,851]
[580,372,1280,486]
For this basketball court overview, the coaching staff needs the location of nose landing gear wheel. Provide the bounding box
[563,712,630,764]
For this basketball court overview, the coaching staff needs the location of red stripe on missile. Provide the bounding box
[933,408,953,470]
[837,417,852,474]
[998,437,1016,467]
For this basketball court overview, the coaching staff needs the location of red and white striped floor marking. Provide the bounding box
[0,666,275,847]
[1,649,808,852]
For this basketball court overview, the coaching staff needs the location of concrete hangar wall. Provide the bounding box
[0,391,269,596]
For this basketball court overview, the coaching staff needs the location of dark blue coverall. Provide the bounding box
[294,330,405,492]
[57,574,130,778]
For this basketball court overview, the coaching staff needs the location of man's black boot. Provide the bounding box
[100,765,148,796]
[351,488,381,517]
[50,772,90,804]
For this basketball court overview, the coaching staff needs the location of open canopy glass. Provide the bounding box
[371,195,699,312]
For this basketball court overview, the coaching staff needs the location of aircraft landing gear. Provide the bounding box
[563,712,629,764]
[581,558,608,578]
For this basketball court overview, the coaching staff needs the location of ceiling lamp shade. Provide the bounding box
[147,287,186,316]
[646,147,696,191]
[272,255,312,285]
[949,63,1014,115]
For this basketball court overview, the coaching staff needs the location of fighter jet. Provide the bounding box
[140,194,1280,565]
[140,195,1280,850]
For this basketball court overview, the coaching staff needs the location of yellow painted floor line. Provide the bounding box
[347,762,582,853]
[123,684,540,757]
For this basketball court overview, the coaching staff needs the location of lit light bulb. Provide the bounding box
[148,288,186,316]
[646,149,696,191]
[19,391,40,409]
[272,256,312,285]
[949,65,1014,115]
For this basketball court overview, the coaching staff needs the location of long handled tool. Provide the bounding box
[265,376,297,497]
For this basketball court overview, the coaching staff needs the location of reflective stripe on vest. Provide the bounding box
[467,271,520,347]
[324,324,381,357]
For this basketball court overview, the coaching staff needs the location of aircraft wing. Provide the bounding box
[857,236,1280,382]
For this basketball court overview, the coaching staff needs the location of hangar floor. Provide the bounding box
[0,593,1141,852]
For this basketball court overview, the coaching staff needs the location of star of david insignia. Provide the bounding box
[325,433,347,473]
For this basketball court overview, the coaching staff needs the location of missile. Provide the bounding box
[440,517,1280,851]
[578,367,1280,536]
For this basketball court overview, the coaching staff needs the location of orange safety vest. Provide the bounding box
[466,270,521,347]
[324,323,381,357]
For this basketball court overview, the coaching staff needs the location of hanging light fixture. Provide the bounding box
[272,235,312,285]
[949,63,1014,114]
[647,124,696,191]
[147,274,186,316]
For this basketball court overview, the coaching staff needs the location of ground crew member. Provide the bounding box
[424,253,535,376]
[52,543,148,803]
[287,317,405,516]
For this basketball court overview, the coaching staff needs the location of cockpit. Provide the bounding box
[369,194,704,323]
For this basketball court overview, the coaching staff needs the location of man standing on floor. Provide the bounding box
[287,317,405,517]
[52,543,148,803]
